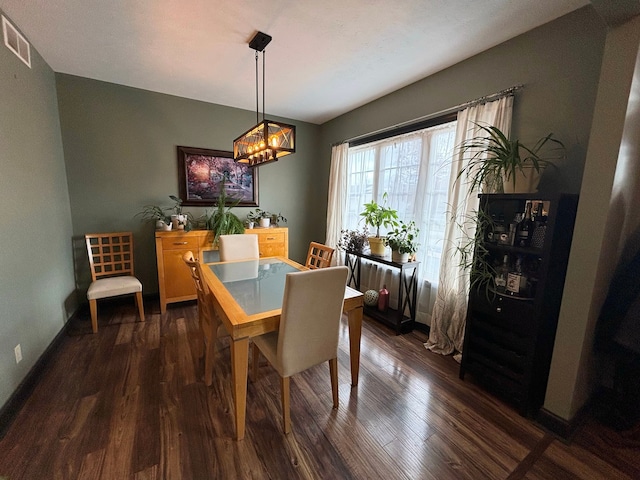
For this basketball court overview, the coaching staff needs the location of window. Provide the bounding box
[344,120,457,284]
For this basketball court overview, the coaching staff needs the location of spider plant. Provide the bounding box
[456,124,565,193]
[205,181,245,245]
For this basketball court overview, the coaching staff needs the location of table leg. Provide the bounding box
[230,336,249,440]
[347,305,363,387]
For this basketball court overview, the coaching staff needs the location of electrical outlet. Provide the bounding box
[14,344,22,364]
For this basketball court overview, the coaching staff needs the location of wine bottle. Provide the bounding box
[506,255,527,296]
[516,202,533,247]
[494,254,509,293]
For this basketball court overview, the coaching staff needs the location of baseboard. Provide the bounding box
[413,322,430,335]
[536,401,590,440]
[0,316,72,439]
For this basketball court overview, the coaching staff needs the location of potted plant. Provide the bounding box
[136,204,173,230]
[360,192,399,256]
[247,208,272,227]
[168,195,190,230]
[205,182,245,245]
[387,220,420,263]
[247,209,287,228]
[337,227,369,253]
[456,124,565,194]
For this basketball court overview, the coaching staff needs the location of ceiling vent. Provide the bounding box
[2,15,31,68]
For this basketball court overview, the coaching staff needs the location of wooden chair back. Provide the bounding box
[85,232,135,282]
[305,242,335,270]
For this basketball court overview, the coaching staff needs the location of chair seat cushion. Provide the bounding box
[87,276,142,300]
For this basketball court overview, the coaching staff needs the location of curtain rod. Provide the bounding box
[332,84,523,147]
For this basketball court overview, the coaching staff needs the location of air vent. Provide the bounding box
[2,15,31,68]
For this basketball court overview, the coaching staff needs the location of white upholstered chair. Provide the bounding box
[305,242,335,270]
[219,234,260,262]
[183,251,229,386]
[251,266,349,434]
[85,232,144,333]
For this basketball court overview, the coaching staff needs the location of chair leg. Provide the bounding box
[89,299,98,334]
[251,343,260,382]
[281,376,291,434]
[135,291,145,321]
[329,358,339,408]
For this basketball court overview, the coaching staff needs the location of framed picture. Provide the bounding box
[177,146,258,206]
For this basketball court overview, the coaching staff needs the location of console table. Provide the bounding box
[344,249,419,334]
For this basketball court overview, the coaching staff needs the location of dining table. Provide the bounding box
[200,256,364,440]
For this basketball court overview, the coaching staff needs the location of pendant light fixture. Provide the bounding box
[233,31,295,167]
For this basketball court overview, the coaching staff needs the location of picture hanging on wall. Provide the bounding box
[177,146,259,206]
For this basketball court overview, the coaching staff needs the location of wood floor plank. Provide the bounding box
[0,301,637,479]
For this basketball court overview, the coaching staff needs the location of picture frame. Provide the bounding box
[177,146,258,206]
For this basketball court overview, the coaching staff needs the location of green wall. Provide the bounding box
[55,75,322,295]
[0,11,75,408]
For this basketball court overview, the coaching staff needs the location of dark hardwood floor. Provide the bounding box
[0,298,638,479]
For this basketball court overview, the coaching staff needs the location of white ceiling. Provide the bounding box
[2,0,589,124]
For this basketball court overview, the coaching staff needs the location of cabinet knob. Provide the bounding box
[173,242,188,245]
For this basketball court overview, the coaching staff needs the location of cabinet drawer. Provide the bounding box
[470,292,535,336]
[257,232,285,244]
[161,236,201,251]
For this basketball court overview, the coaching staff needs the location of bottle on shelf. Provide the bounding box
[494,254,509,293]
[506,255,528,296]
[378,284,389,312]
[516,202,533,247]
[531,202,547,248]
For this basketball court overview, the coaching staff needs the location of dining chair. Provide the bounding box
[251,266,349,434]
[305,241,335,269]
[85,232,144,333]
[182,251,229,386]
[219,234,260,261]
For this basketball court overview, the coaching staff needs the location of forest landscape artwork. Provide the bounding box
[177,146,258,206]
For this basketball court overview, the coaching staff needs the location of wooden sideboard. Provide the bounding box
[155,227,289,313]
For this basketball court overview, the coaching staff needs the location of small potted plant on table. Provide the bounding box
[387,220,419,263]
[360,192,399,256]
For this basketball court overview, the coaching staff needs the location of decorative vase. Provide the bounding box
[378,285,389,312]
[502,167,543,194]
[156,220,172,231]
[259,218,270,228]
[392,251,409,263]
[171,214,187,230]
[368,237,386,256]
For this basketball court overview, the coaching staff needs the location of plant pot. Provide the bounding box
[246,221,255,229]
[156,220,172,231]
[392,250,409,263]
[259,218,270,228]
[368,237,386,256]
[171,214,187,230]
[502,167,543,194]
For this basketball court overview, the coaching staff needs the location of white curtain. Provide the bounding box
[425,96,513,357]
[325,143,349,264]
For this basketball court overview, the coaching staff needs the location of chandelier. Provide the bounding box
[233,32,295,167]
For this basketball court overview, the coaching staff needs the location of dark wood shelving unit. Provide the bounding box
[459,193,579,416]
[345,250,420,334]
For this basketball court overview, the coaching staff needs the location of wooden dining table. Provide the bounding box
[200,256,364,440]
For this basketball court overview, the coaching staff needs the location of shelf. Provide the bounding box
[460,193,579,417]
